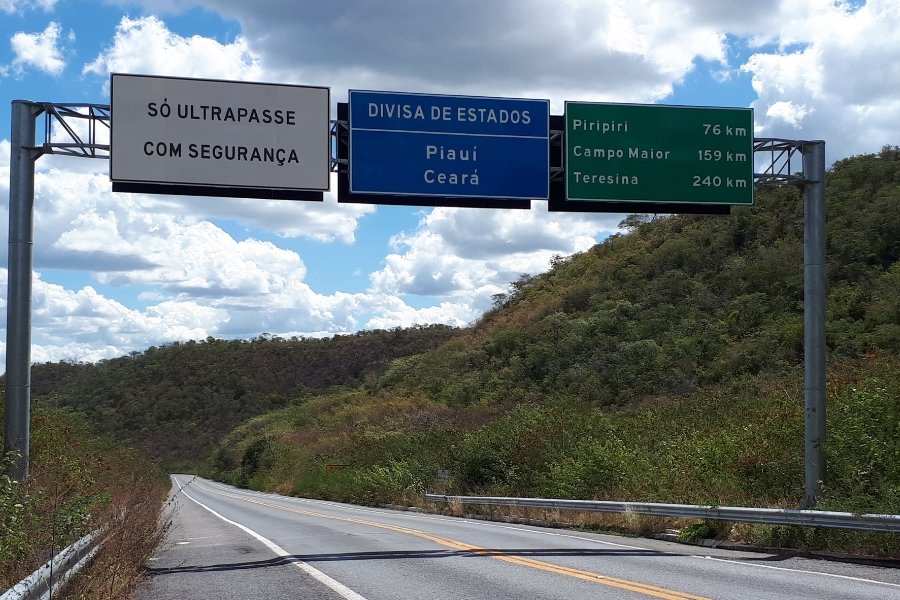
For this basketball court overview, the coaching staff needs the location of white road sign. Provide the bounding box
[110,74,330,193]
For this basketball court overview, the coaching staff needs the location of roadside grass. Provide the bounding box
[56,467,171,599]
[0,402,170,599]
[209,354,899,557]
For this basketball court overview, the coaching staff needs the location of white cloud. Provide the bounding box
[121,0,731,105]
[742,0,900,160]
[764,100,811,129]
[144,176,374,244]
[0,145,458,362]
[20,272,230,363]
[83,15,263,85]
[12,168,318,305]
[369,203,621,312]
[1,0,59,14]
[10,21,66,75]
[10,270,473,363]
[363,297,475,330]
[0,140,9,192]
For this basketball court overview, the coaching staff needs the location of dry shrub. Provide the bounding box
[0,405,171,600]
[60,475,171,600]
[272,481,294,496]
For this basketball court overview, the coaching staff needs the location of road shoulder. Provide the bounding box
[134,482,346,600]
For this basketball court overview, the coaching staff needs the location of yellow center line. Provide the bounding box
[192,481,710,600]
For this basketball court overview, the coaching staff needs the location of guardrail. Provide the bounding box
[0,531,101,600]
[424,494,900,533]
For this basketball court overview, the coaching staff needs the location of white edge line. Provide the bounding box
[175,478,369,600]
[700,556,900,589]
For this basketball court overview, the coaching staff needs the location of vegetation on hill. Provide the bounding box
[0,400,169,598]
[212,354,898,554]
[30,325,458,467]
[372,148,898,407]
[206,148,899,554]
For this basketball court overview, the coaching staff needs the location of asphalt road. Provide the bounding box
[135,475,900,599]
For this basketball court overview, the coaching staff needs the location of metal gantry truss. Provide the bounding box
[329,121,816,188]
[37,107,814,187]
[29,102,111,159]
[753,137,810,186]
[330,117,347,173]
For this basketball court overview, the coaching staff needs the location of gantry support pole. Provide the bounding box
[802,140,827,507]
[4,101,41,480]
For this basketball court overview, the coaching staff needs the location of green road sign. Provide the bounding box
[565,102,753,205]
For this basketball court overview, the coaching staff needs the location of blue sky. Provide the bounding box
[1,0,898,364]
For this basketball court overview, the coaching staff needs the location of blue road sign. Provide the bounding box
[349,90,549,200]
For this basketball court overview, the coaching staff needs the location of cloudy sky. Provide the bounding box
[0,0,896,365]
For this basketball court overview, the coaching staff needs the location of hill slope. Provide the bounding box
[372,147,899,407]
[30,326,458,466]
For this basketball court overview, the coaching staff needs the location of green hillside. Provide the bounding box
[373,148,898,406]
[30,325,458,467]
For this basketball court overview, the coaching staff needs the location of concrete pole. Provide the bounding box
[4,101,39,480]
[802,140,827,508]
